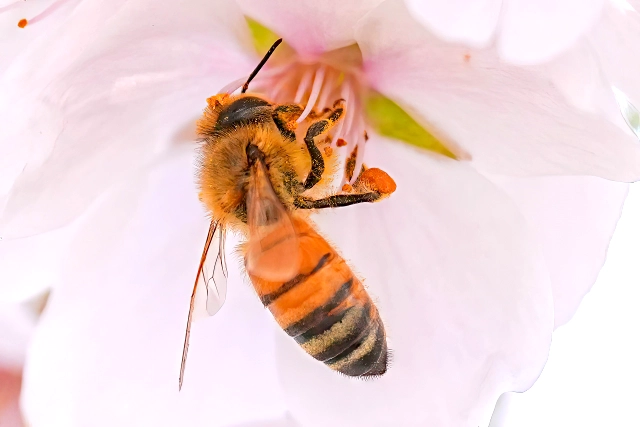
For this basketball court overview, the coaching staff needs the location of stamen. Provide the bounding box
[11,0,77,28]
[262,63,295,101]
[268,74,292,102]
[331,83,352,146]
[297,65,326,123]
[316,69,335,111]
[341,84,358,142]
[350,133,367,185]
[294,68,313,104]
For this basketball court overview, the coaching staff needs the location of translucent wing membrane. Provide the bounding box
[200,225,228,316]
[245,160,301,282]
[179,220,228,390]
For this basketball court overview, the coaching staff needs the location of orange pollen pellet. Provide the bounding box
[17,19,28,28]
[358,168,397,194]
[341,184,353,192]
[336,138,347,147]
[323,146,333,157]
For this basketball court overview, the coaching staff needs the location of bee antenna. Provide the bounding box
[241,38,283,94]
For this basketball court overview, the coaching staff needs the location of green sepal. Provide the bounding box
[245,16,281,54]
[364,91,457,159]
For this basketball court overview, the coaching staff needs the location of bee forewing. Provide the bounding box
[180,220,227,390]
[246,160,301,282]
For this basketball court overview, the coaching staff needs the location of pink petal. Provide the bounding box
[498,0,606,65]
[234,0,385,56]
[0,0,255,238]
[0,369,24,427]
[276,136,554,426]
[357,0,640,182]
[22,147,286,427]
[404,0,502,48]
[486,174,628,328]
[589,1,640,106]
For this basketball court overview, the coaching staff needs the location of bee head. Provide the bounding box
[214,96,272,132]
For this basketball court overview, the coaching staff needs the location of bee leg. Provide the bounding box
[273,104,303,140]
[294,193,380,209]
[303,101,345,190]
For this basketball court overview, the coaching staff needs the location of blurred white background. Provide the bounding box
[491,182,640,426]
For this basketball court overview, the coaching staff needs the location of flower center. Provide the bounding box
[253,45,369,185]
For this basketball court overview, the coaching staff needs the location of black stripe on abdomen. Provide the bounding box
[283,278,354,337]
[325,317,388,377]
[295,302,373,362]
[260,253,331,306]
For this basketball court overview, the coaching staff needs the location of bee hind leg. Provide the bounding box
[302,100,345,190]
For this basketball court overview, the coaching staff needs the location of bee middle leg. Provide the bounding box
[302,100,345,190]
[294,192,381,209]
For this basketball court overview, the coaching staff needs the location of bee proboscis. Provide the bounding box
[179,39,396,390]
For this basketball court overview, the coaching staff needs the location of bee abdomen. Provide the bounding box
[295,301,387,376]
[325,316,388,377]
[251,239,388,377]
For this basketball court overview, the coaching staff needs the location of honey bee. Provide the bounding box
[179,39,397,390]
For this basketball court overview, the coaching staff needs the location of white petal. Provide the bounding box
[0,0,255,237]
[0,301,37,369]
[488,184,640,426]
[22,147,286,427]
[357,0,640,182]
[405,0,502,48]
[486,174,628,328]
[531,39,630,132]
[589,1,640,107]
[498,0,606,65]
[276,136,554,426]
[235,0,385,56]
[0,220,80,303]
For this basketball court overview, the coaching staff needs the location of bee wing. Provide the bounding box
[179,220,228,390]
[199,222,228,316]
[245,160,301,282]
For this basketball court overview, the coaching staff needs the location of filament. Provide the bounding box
[297,65,326,123]
[294,68,313,104]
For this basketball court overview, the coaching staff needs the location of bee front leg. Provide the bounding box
[273,104,303,140]
[302,100,345,190]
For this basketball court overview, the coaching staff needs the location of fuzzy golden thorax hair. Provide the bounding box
[198,122,311,233]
